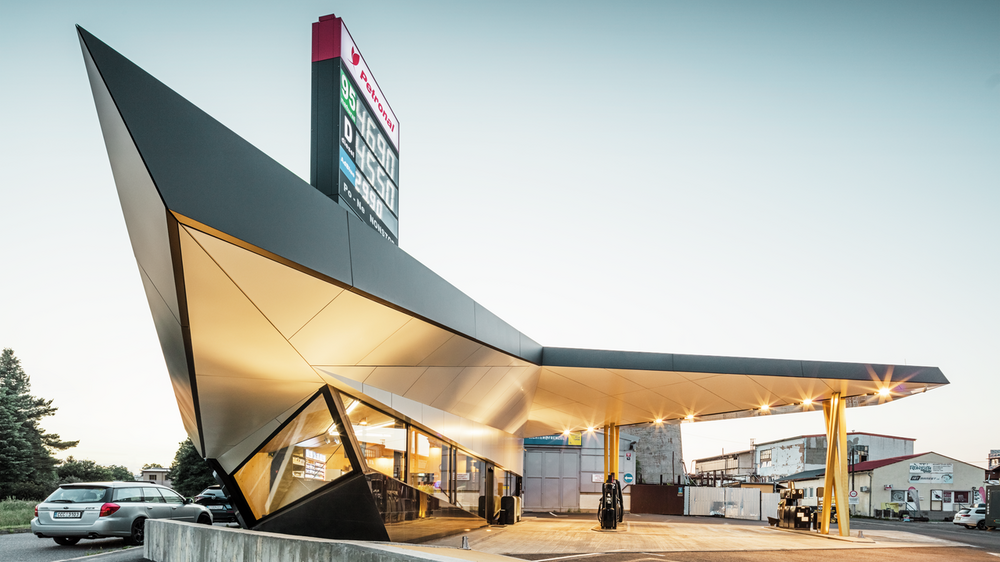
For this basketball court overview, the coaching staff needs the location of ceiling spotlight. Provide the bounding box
[685,414,695,420]
[562,429,571,436]
[878,387,891,397]
[654,418,664,424]
[802,399,813,406]
[760,404,770,411]
[586,427,595,433]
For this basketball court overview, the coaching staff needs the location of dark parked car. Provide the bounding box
[193,485,238,523]
[31,482,212,546]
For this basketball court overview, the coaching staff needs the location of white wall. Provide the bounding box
[861,452,985,517]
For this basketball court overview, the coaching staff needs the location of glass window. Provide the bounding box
[143,487,164,503]
[408,428,452,504]
[113,487,144,503]
[47,486,110,503]
[233,392,354,520]
[339,392,407,480]
[455,450,484,513]
[160,489,185,505]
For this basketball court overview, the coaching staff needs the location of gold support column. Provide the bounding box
[611,424,619,479]
[819,394,851,536]
[603,424,610,480]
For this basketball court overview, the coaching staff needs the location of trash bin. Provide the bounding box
[500,496,516,525]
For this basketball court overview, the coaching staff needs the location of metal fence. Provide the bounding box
[685,487,780,521]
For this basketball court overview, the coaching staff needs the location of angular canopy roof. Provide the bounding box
[78,26,947,462]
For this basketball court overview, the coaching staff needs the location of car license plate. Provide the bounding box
[54,511,82,518]
[208,505,223,510]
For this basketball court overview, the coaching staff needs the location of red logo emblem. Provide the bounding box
[351,46,360,66]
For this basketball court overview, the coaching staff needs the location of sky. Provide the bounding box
[0,1,997,474]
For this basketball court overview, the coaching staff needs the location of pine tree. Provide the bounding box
[0,385,32,483]
[0,348,77,493]
[167,438,216,497]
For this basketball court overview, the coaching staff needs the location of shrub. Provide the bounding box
[0,497,36,529]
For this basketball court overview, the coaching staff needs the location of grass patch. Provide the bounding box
[0,498,36,531]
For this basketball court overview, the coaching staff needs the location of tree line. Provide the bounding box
[0,348,79,499]
[0,348,216,499]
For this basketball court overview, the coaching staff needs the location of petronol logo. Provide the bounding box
[351,46,360,66]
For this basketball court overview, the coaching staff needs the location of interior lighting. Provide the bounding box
[562,429,571,436]
[654,419,664,424]
[759,404,770,412]
[878,387,891,397]
[345,400,360,414]
[684,414,694,421]
[586,427,595,433]
[801,399,813,406]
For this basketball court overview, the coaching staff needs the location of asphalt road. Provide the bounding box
[0,531,145,562]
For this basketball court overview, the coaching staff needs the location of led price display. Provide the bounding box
[336,66,399,243]
[311,15,401,245]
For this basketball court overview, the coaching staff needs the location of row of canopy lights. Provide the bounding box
[560,387,895,435]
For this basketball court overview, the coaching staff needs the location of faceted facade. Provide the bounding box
[78,25,948,542]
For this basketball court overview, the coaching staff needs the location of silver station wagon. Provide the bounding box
[31,481,213,546]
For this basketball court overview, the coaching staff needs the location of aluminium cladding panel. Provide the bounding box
[520,333,543,365]
[474,303,521,360]
[542,347,675,371]
[80,31,200,450]
[800,361,947,384]
[346,215,480,343]
[672,355,803,378]
[347,216,540,363]
[77,27,353,286]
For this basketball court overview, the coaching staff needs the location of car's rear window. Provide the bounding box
[46,486,110,503]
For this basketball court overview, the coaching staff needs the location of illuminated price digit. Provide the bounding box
[340,71,357,121]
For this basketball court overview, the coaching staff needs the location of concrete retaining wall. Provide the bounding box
[145,520,500,562]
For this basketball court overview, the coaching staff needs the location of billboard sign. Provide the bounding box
[908,462,954,484]
[312,15,400,245]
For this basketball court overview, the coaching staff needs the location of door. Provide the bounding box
[523,449,579,511]
[159,487,201,522]
[141,487,171,521]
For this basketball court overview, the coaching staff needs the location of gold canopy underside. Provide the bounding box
[176,217,942,460]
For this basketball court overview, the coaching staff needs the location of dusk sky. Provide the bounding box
[1,1,997,473]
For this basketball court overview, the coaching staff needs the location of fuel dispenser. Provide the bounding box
[598,476,624,529]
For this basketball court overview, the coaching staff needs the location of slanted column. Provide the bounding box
[820,394,851,536]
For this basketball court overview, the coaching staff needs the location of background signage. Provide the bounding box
[312,15,400,245]
[908,462,953,484]
[524,433,583,446]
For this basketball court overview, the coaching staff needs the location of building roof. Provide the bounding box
[754,432,916,448]
[78,25,950,466]
[693,450,754,464]
[850,453,923,472]
[778,468,827,482]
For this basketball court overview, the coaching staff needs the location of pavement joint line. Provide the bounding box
[54,546,140,562]
[530,553,603,561]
